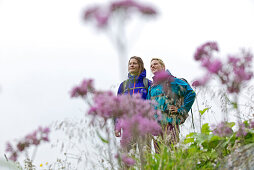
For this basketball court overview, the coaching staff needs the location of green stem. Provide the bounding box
[138,138,145,170]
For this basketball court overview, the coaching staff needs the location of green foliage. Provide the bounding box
[143,121,254,170]
[199,107,210,116]
[96,131,109,144]
[201,123,211,134]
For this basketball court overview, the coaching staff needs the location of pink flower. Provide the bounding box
[9,152,18,162]
[234,67,253,81]
[85,89,161,148]
[228,55,240,65]
[201,57,211,68]
[194,42,253,94]
[5,126,50,162]
[110,0,157,15]
[17,142,29,152]
[194,41,219,61]
[212,122,233,137]
[208,59,222,74]
[84,5,110,28]
[138,6,157,15]
[119,114,161,147]
[71,79,94,98]
[192,80,200,87]
[5,142,14,152]
[42,127,50,134]
[122,155,135,166]
[84,0,157,29]
[250,120,254,129]
[192,73,211,87]
[84,6,100,20]
[153,71,173,84]
[236,122,248,137]
[110,0,140,10]
[95,12,110,28]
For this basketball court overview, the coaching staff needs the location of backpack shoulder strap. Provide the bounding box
[121,79,130,94]
[143,77,149,92]
[179,77,195,130]
[180,78,189,85]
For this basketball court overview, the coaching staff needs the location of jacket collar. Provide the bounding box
[128,69,146,81]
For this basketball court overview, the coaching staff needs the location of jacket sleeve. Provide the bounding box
[177,79,196,115]
[117,82,123,96]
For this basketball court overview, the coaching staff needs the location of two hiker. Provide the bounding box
[115,56,196,151]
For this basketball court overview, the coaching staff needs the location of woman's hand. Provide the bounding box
[169,105,178,114]
[115,130,121,137]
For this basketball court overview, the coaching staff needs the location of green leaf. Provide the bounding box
[186,132,196,138]
[201,123,211,135]
[184,137,194,144]
[208,135,221,149]
[199,107,210,115]
[243,120,249,126]
[210,135,221,142]
[231,102,238,109]
[96,131,109,143]
[227,122,235,128]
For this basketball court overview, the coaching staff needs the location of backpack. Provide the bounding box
[179,78,195,129]
[121,77,149,94]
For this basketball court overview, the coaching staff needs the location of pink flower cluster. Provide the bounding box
[194,42,219,61]
[71,79,161,150]
[211,121,233,137]
[153,71,174,85]
[250,120,254,129]
[117,112,161,147]
[84,0,157,28]
[236,122,248,137]
[88,92,161,147]
[116,154,136,166]
[193,42,253,93]
[71,79,94,98]
[5,126,50,162]
[211,120,254,138]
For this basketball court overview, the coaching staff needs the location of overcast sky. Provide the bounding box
[0,0,254,167]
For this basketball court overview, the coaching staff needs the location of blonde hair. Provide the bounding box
[151,58,165,69]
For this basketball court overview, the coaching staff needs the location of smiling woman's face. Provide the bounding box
[150,59,165,74]
[128,58,140,75]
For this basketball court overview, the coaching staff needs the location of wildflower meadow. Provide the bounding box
[1,0,254,170]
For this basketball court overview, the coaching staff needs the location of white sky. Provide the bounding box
[0,0,254,167]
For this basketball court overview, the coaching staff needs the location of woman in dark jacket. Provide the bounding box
[115,56,152,137]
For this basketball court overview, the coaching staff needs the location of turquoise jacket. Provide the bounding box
[147,70,196,124]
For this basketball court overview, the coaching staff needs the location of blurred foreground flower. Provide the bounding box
[84,0,157,28]
[78,83,162,148]
[70,79,94,98]
[193,42,253,94]
[5,126,50,162]
[153,70,174,85]
[71,79,161,167]
[115,153,136,166]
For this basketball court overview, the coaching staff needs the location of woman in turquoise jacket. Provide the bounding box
[147,58,196,150]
